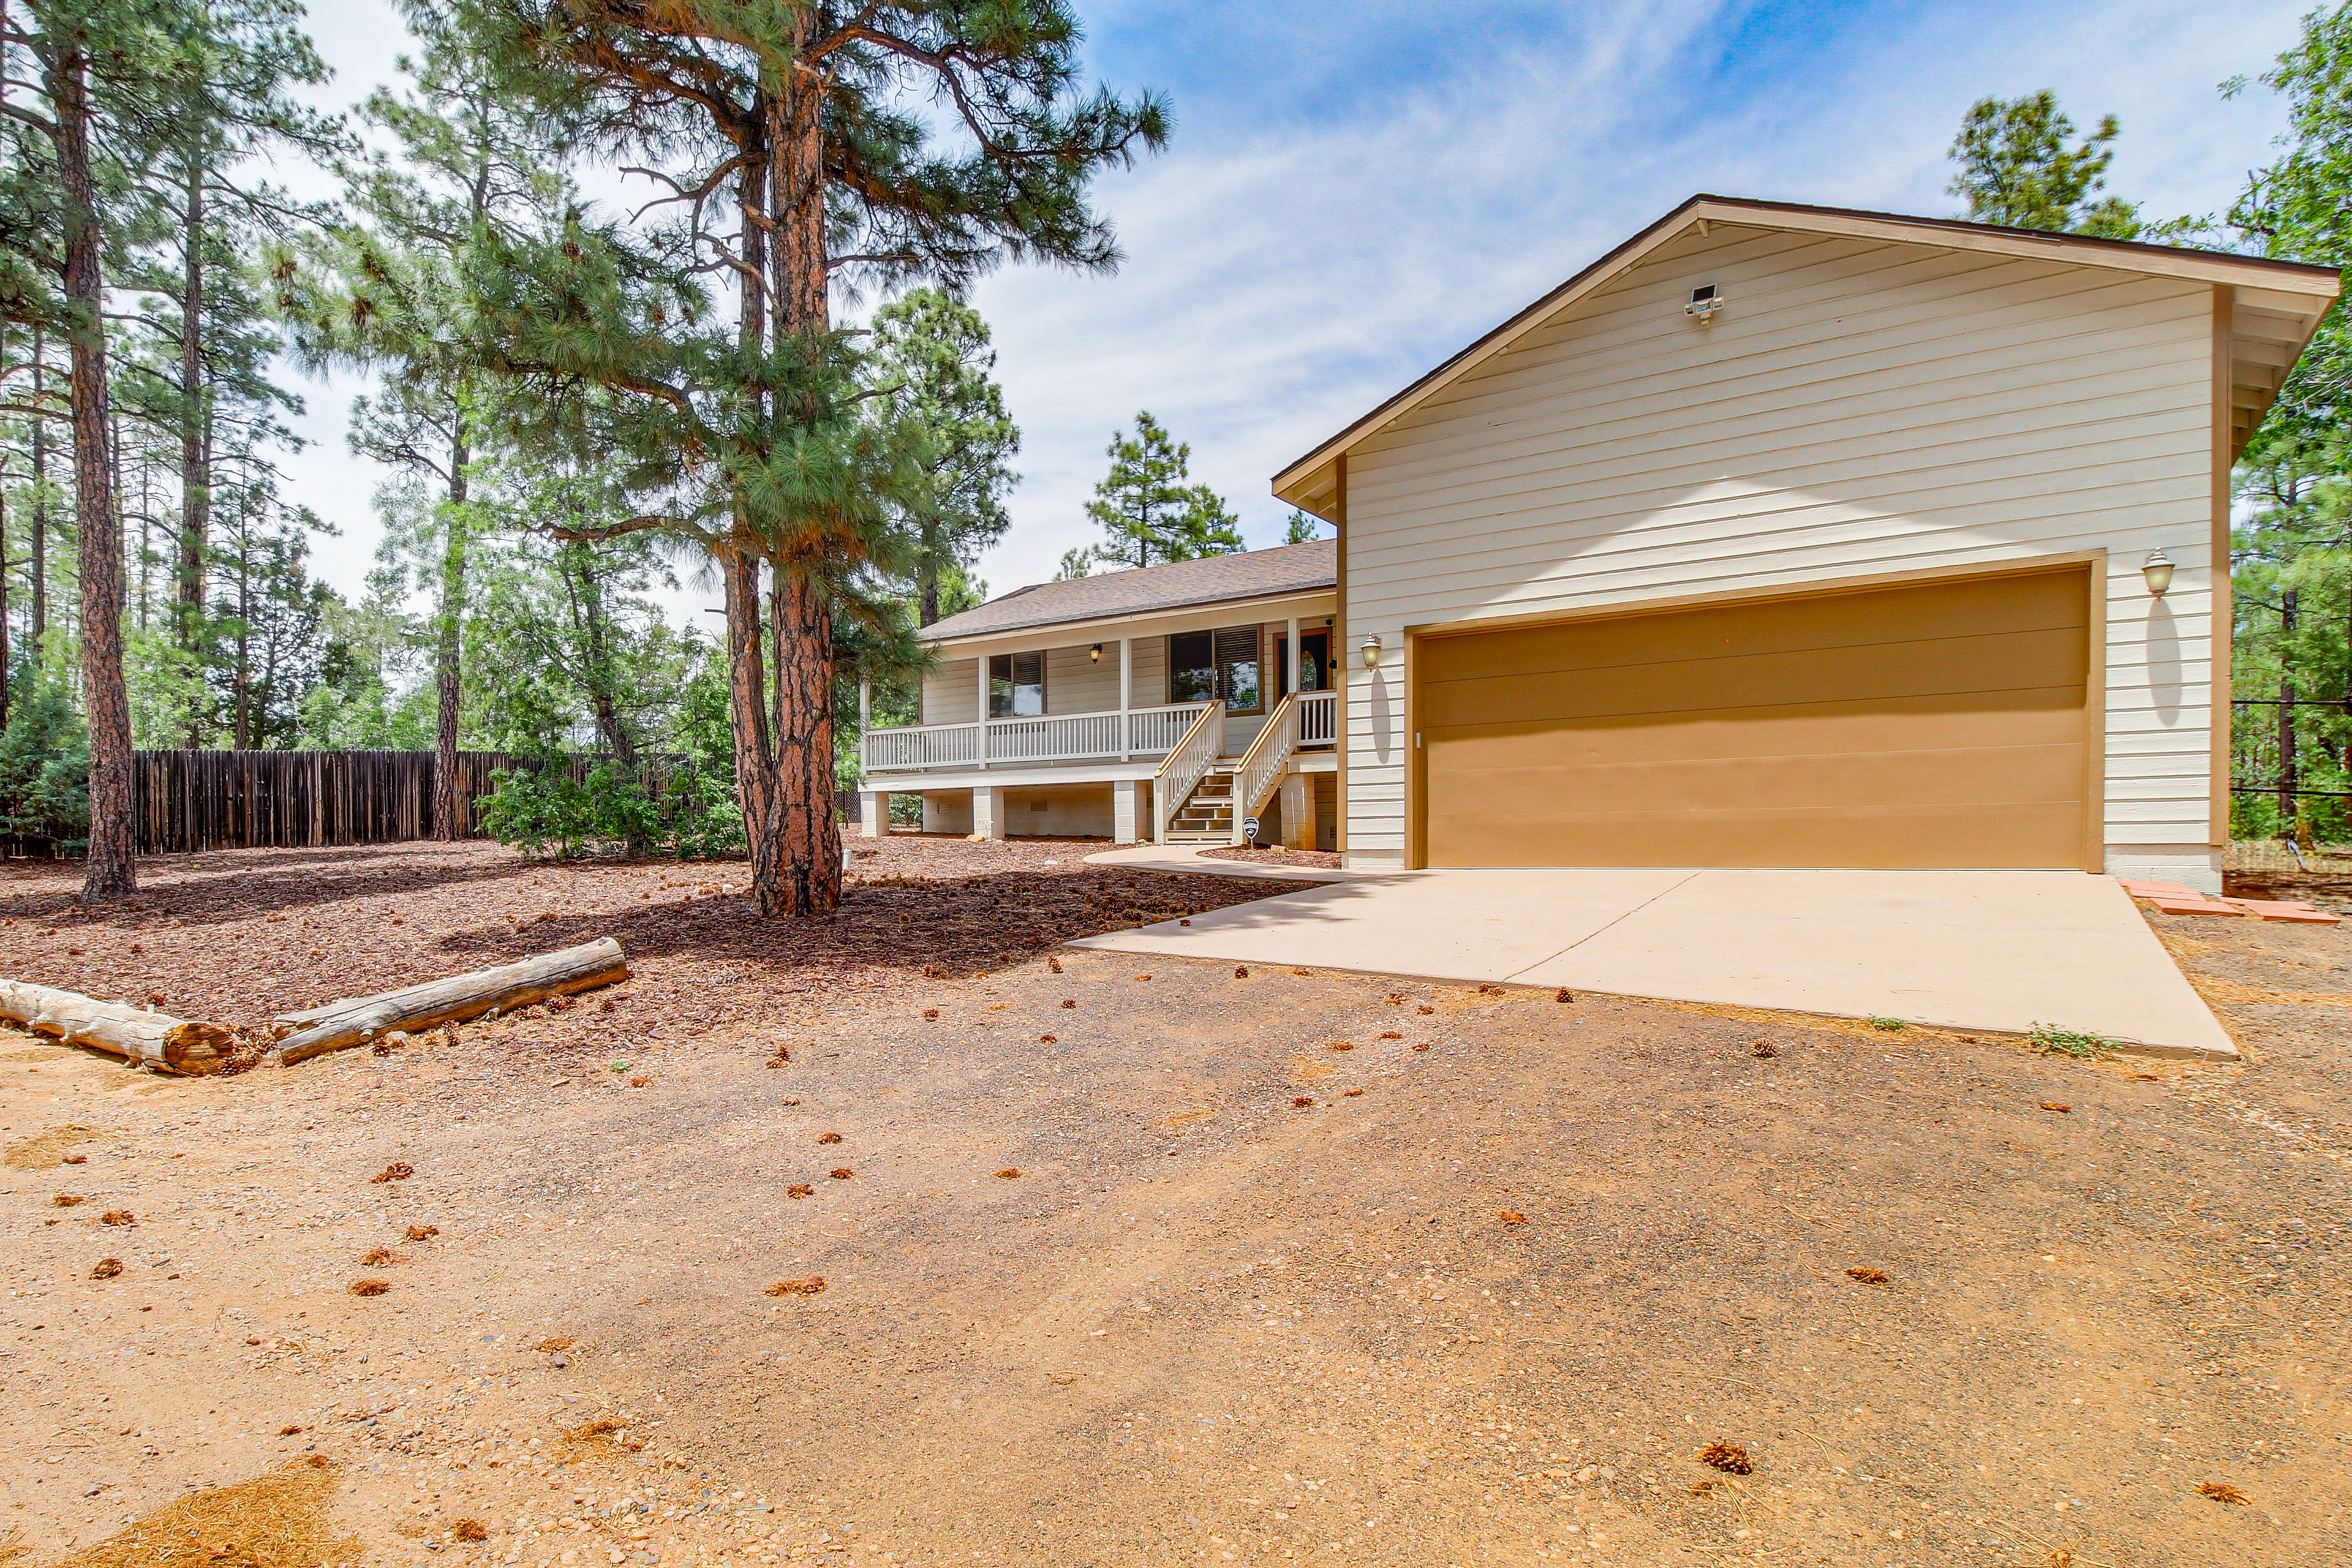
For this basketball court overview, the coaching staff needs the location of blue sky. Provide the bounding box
[279,0,2320,610]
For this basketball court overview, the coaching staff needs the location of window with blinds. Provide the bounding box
[987,651,1044,717]
[1168,627,1263,714]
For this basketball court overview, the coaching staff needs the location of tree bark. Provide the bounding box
[561,541,636,765]
[918,521,940,627]
[273,938,629,1064]
[176,135,211,677]
[432,416,469,840]
[1,474,10,730]
[752,35,845,916]
[51,41,135,900]
[29,325,47,646]
[725,552,788,913]
[0,979,231,1074]
[771,570,841,914]
[2279,588,2299,842]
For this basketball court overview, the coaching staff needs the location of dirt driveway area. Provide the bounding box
[1,839,2346,1568]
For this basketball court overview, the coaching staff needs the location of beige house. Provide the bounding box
[864,195,2339,889]
[856,544,1342,848]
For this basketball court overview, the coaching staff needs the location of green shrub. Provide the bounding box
[663,763,746,859]
[478,758,745,860]
[0,678,90,856]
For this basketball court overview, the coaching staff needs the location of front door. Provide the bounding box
[1280,630,1331,695]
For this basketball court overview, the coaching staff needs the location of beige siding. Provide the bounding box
[1044,643,1118,715]
[1129,635,1166,707]
[1342,223,2219,867]
[922,657,979,726]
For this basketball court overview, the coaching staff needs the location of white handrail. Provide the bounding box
[1227,693,1298,843]
[1151,701,1224,843]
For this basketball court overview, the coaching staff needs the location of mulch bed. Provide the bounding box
[1200,846,1342,869]
[0,837,1295,1051]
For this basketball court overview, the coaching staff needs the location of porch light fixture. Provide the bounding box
[1360,635,1382,669]
[1090,643,1102,662]
[2140,549,2174,598]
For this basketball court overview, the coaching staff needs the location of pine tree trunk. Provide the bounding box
[564,544,636,766]
[176,139,210,679]
[2279,589,2298,842]
[751,43,845,916]
[918,529,940,628]
[722,110,795,918]
[725,552,788,913]
[1,476,10,729]
[770,571,841,914]
[432,418,469,840]
[52,43,134,899]
[29,326,47,646]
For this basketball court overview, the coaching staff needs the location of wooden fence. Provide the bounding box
[131,748,526,854]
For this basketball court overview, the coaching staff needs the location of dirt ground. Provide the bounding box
[1,840,2348,1568]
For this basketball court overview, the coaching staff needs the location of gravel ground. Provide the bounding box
[1,842,2346,1568]
[0,837,1278,1033]
[1201,849,1344,870]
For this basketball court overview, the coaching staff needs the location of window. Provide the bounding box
[988,651,1044,717]
[1168,627,1263,714]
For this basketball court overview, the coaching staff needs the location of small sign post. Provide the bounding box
[1241,815,1261,846]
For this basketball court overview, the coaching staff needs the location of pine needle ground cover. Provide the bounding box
[0,837,2344,1567]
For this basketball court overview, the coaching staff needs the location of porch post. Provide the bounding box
[973,785,1005,841]
[1118,637,1133,760]
[859,788,886,839]
[1281,773,1311,849]
[858,676,870,731]
[975,655,989,769]
[1286,616,1300,694]
[1112,778,1140,844]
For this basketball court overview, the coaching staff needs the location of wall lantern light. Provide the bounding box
[1089,643,1102,662]
[1360,635,1383,670]
[2141,549,2175,598]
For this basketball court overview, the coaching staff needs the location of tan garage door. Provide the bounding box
[1415,568,2092,870]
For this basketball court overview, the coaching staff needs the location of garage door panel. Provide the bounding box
[1423,801,2085,870]
[1418,571,2088,685]
[1420,626,2087,729]
[1415,568,2092,870]
[1435,739,2087,816]
[1427,698,2090,767]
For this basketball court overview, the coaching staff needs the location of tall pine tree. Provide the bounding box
[458,0,1167,915]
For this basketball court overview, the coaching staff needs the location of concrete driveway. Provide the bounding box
[1073,854,2236,1058]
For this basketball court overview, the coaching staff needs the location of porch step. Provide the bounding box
[1164,768,1238,842]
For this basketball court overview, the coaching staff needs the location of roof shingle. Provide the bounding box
[922,540,1336,643]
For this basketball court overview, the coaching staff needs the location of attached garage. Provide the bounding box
[1412,567,2096,870]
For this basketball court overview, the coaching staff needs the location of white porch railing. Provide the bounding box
[1152,701,1225,843]
[862,720,983,772]
[1297,688,1338,746]
[861,701,1213,775]
[1229,693,1299,843]
[1127,702,1208,756]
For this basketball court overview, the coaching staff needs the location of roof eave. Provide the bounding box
[1270,194,2343,510]
[921,581,1339,652]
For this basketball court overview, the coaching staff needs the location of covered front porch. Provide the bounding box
[856,690,1338,847]
[858,579,1341,846]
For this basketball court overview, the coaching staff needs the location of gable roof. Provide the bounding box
[1272,194,2343,519]
[922,538,1338,645]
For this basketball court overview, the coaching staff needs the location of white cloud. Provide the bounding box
[272,0,2315,618]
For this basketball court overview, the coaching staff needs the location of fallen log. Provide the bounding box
[0,980,232,1075]
[273,938,630,1065]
